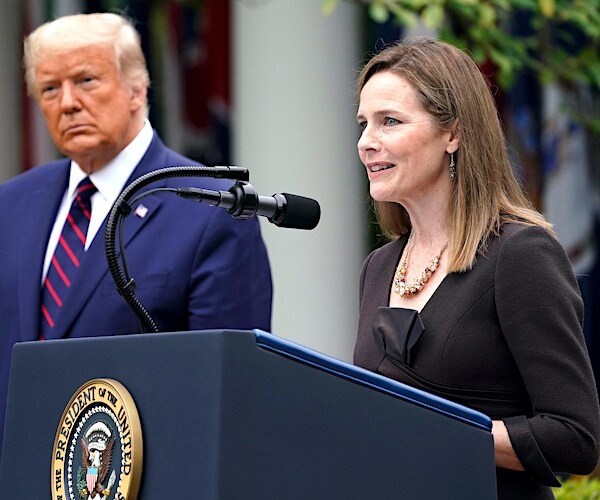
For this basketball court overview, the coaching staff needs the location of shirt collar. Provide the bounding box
[68,120,154,203]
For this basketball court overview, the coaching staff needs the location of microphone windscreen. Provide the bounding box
[278,194,321,230]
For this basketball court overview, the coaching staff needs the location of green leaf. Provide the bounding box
[321,0,339,16]
[369,2,390,24]
[450,1,478,20]
[471,46,487,63]
[421,4,445,29]
[400,0,431,8]
[562,8,600,38]
[509,0,538,9]
[553,477,600,499]
[469,26,488,42]
[490,47,514,73]
[586,61,600,89]
[490,0,512,10]
[479,3,498,28]
[389,5,420,28]
[345,0,600,131]
[538,0,555,16]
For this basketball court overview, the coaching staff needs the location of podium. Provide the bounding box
[0,329,497,499]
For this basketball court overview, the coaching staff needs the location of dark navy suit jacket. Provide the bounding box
[0,132,272,452]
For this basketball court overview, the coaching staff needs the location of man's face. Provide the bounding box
[34,44,146,172]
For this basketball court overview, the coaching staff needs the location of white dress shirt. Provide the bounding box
[42,120,154,281]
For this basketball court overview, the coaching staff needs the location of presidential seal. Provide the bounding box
[52,379,143,500]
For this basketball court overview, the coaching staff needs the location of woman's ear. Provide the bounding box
[447,120,460,153]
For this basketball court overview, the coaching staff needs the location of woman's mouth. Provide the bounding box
[369,162,396,173]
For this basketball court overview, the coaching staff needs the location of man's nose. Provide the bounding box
[59,82,81,112]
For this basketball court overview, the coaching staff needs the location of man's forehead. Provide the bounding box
[35,46,117,77]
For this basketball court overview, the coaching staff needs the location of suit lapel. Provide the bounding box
[47,196,163,339]
[49,134,170,339]
[18,165,70,342]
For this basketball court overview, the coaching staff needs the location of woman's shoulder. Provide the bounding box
[469,222,565,279]
[497,221,562,255]
[491,222,576,286]
[500,221,553,239]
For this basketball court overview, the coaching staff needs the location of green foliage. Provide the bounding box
[553,476,600,500]
[322,0,600,91]
[322,0,600,130]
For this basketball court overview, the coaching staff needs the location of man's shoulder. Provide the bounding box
[142,137,238,192]
[0,158,68,193]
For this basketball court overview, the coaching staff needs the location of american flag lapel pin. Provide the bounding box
[134,204,149,219]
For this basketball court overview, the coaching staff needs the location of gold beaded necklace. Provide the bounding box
[393,233,448,297]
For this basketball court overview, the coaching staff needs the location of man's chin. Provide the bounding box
[60,142,110,172]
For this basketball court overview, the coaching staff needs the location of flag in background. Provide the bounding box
[126,0,231,165]
[166,0,231,165]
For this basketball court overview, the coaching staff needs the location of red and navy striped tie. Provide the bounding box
[40,178,97,339]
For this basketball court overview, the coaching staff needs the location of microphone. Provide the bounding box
[177,181,321,230]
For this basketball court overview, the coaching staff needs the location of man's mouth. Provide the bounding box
[62,123,90,134]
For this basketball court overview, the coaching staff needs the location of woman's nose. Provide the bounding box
[357,125,380,152]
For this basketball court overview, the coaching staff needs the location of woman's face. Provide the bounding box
[357,71,457,207]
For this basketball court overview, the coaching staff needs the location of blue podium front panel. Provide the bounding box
[0,330,497,499]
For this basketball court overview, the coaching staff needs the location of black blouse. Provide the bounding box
[354,223,600,499]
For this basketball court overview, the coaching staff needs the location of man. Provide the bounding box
[0,13,272,453]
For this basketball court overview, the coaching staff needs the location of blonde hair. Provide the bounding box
[23,12,150,113]
[357,38,554,272]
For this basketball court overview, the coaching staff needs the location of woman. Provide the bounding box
[353,38,600,498]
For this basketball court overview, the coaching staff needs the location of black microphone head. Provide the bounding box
[274,193,321,230]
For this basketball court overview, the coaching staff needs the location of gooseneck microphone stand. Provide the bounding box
[104,165,249,334]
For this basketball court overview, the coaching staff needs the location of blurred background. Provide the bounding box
[0,0,598,387]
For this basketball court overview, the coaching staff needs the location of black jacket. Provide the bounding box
[355,223,600,499]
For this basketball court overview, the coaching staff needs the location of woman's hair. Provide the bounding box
[23,12,150,110]
[357,38,554,272]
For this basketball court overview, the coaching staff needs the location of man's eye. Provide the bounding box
[358,121,367,130]
[78,76,98,86]
[40,86,59,97]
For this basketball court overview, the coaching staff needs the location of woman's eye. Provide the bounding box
[384,117,400,126]
[358,121,367,130]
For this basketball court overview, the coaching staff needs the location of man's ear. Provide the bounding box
[129,82,147,112]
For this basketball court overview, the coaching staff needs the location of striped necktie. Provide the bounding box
[40,178,97,339]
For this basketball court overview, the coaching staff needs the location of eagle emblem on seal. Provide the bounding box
[77,421,117,499]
